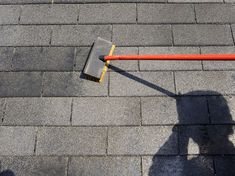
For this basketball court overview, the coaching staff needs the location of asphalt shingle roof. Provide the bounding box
[0,0,234,175]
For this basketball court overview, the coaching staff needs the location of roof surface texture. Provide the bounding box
[0,0,235,175]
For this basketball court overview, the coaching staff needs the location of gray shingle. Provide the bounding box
[69,157,141,176]
[12,47,75,71]
[169,0,222,2]
[195,4,235,23]
[175,71,235,95]
[0,5,20,24]
[0,0,50,4]
[0,47,14,71]
[0,72,42,97]
[74,47,90,71]
[0,25,51,46]
[139,47,201,71]
[4,98,72,125]
[179,125,235,154]
[208,96,235,124]
[111,0,166,2]
[110,72,175,96]
[0,156,67,176]
[110,47,139,71]
[84,0,109,2]
[54,0,83,3]
[43,72,108,96]
[0,126,36,155]
[232,24,235,44]
[79,4,136,23]
[20,4,78,24]
[173,25,233,46]
[113,25,172,46]
[138,4,195,23]
[51,25,112,46]
[0,99,5,122]
[201,47,235,70]
[142,156,214,176]
[142,96,209,125]
[108,126,178,155]
[72,97,140,126]
[36,127,107,155]
[141,97,178,125]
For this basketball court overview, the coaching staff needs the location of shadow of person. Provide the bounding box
[0,170,15,176]
[149,90,235,176]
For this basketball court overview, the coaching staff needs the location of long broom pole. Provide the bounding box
[104,54,235,61]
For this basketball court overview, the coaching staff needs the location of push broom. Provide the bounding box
[83,37,235,83]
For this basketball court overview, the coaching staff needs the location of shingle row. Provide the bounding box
[1,46,235,72]
[1,0,235,4]
[0,156,234,176]
[0,95,234,126]
[0,71,234,97]
[0,125,234,155]
[1,4,235,24]
[0,24,234,46]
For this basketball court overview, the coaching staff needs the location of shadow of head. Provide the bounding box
[0,170,15,176]
[176,90,234,154]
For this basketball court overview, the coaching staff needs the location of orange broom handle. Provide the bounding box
[104,54,235,61]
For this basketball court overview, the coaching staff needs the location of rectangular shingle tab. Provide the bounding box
[0,47,14,71]
[108,126,178,155]
[138,4,195,23]
[113,25,172,46]
[141,97,178,125]
[0,127,36,155]
[4,98,72,125]
[0,72,42,97]
[0,5,20,24]
[74,47,91,71]
[175,71,235,95]
[72,97,140,126]
[111,0,166,2]
[69,157,141,176]
[195,4,235,23]
[12,47,75,71]
[0,99,5,122]
[51,25,112,46]
[110,47,139,71]
[110,72,175,96]
[231,24,235,43]
[79,4,136,23]
[0,156,67,176]
[139,47,202,71]
[173,25,234,46]
[201,46,235,70]
[142,156,214,176]
[0,25,51,46]
[0,0,51,4]
[43,72,108,96]
[20,4,78,24]
[36,127,107,155]
[169,0,222,2]
[142,96,209,125]
[54,0,83,3]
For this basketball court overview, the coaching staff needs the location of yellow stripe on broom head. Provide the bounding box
[99,45,116,83]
